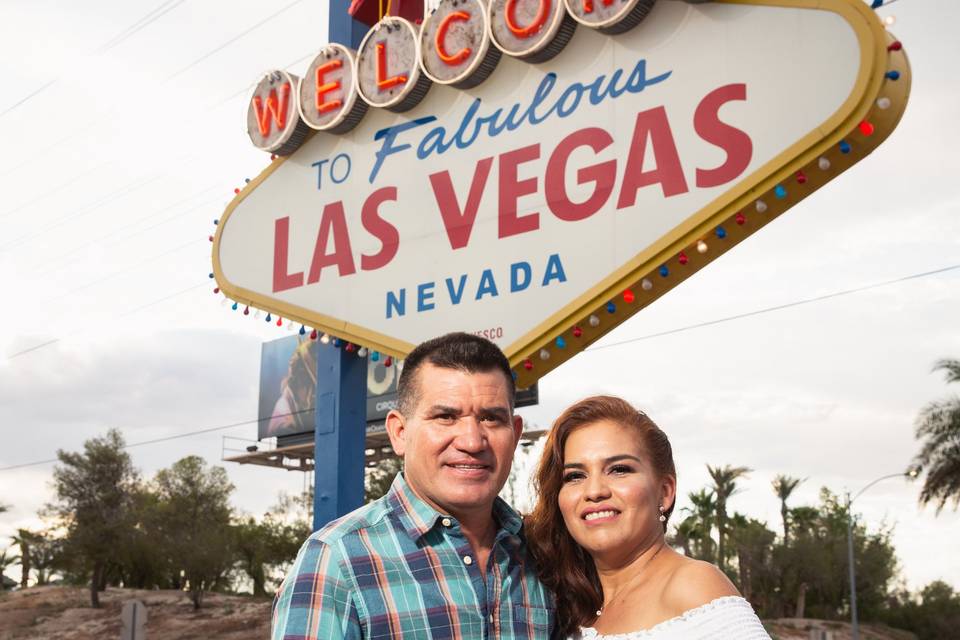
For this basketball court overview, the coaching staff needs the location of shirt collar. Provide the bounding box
[387,473,524,540]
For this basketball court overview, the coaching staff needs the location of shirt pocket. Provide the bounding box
[509,604,555,637]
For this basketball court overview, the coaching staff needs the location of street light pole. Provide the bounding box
[845,468,920,640]
[845,491,859,640]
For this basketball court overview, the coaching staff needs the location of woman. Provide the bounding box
[527,396,770,639]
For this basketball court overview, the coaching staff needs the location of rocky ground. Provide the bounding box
[0,586,918,640]
[0,586,271,640]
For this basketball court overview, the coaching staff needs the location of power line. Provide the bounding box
[2,262,957,470]
[0,408,315,473]
[96,0,189,53]
[0,2,190,122]
[164,0,308,82]
[3,280,208,362]
[586,263,960,353]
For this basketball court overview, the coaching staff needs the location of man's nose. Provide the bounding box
[453,416,487,453]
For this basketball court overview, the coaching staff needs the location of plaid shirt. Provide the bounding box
[272,473,555,639]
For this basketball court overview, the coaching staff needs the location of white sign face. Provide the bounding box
[215,0,909,385]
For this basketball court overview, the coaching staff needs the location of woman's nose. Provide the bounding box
[583,473,611,501]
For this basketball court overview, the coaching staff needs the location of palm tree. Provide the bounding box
[914,359,960,513]
[0,547,19,580]
[684,488,717,561]
[10,529,34,589]
[771,475,804,544]
[706,464,752,571]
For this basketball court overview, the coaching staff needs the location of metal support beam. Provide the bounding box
[312,344,368,531]
[329,0,368,49]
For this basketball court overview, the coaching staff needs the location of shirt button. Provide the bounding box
[463,555,473,565]
[441,518,452,527]
[489,614,494,624]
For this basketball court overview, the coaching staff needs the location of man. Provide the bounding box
[272,332,555,639]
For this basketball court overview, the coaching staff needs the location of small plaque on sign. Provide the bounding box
[420,0,501,88]
[299,44,368,133]
[357,18,432,112]
[246,70,311,155]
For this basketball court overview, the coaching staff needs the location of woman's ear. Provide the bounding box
[660,474,678,513]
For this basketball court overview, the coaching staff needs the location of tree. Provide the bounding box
[10,529,34,589]
[682,488,717,561]
[771,475,804,544]
[47,429,139,607]
[706,464,751,571]
[233,513,309,597]
[727,513,776,608]
[914,358,960,512]
[154,456,235,609]
[0,547,19,582]
[365,457,402,503]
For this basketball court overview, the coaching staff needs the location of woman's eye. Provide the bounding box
[610,464,633,475]
[562,472,584,483]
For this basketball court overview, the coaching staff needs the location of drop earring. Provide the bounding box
[658,505,666,522]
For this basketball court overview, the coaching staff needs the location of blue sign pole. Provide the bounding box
[329,0,368,49]
[312,343,368,531]
[308,3,376,532]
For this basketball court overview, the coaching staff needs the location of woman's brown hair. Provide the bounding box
[525,395,677,637]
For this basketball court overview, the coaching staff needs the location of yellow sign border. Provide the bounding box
[212,0,911,388]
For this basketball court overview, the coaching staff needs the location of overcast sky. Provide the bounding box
[1,0,958,594]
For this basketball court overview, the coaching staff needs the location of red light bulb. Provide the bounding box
[623,289,635,303]
[233,188,240,195]
[678,252,689,266]
[859,121,875,136]
[384,356,393,367]
[573,326,583,338]
[213,287,219,294]
[310,329,318,340]
[735,213,746,225]
[523,359,533,371]
[796,171,807,184]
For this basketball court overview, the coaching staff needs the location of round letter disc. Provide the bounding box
[357,17,432,112]
[298,44,368,133]
[246,70,311,156]
[420,0,501,89]
[488,0,576,63]
[563,0,656,34]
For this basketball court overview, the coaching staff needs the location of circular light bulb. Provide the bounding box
[641,278,653,291]
[697,240,708,254]
[877,97,891,110]
[589,314,600,327]
[818,157,831,171]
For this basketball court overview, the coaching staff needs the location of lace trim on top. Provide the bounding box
[578,595,755,639]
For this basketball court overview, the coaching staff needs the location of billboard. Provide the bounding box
[258,335,403,440]
[215,0,910,389]
[258,334,539,440]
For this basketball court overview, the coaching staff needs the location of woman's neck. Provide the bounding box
[594,532,666,604]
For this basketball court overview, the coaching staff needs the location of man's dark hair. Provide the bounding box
[397,332,515,415]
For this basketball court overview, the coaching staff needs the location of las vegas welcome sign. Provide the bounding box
[212,0,910,387]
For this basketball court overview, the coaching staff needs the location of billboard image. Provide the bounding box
[258,335,319,439]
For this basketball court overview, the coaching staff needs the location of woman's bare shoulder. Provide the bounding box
[660,555,740,614]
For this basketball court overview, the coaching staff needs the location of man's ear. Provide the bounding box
[512,414,523,444]
[385,409,407,456]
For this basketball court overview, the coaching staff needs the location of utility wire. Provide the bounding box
[0,1,189,121]
[586,263,960,353]
[3,280,208,362]
[2,261,957,470]
[164,0,308,82]
[0,407,315,472]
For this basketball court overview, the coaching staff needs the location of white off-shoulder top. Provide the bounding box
[576,596,771,639]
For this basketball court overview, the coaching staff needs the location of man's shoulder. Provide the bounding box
[310,493,395,548]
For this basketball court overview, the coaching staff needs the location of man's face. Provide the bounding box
[386,363,523,518]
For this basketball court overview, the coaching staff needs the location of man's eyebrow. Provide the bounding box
[563,454,643,469]
[478,407,511,421]
[425,405,462,416]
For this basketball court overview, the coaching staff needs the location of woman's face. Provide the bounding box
[557,420,673,564]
